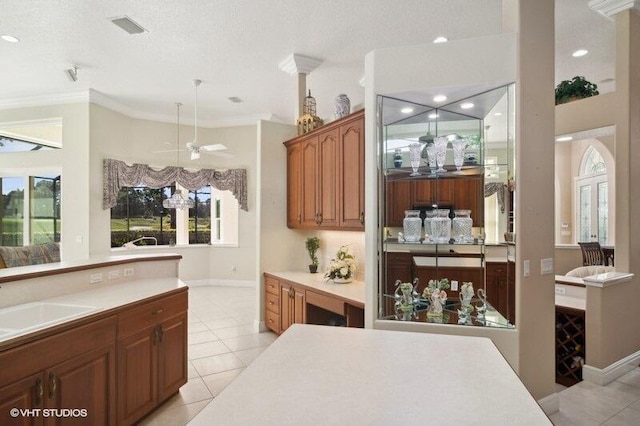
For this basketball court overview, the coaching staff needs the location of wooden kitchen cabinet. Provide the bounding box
[385,180,412,227]
[0,316,117,426]
[117,291,188,425]
[285,110,364,231]
[280,282,306,334]
[264,276,281,334]
[485,262,509,319]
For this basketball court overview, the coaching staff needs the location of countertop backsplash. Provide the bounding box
[301,230,365,281]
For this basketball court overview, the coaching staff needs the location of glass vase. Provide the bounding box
[434,136,448,173]
[408,143,422,176]
[452,139,468,171]
[402,210,422,243]
[430,209,451,243]
[426,143,437,175]
[452,209,473,243]
[424,210,437,242]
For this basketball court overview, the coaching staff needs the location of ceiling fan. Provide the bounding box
[156,79,233,160]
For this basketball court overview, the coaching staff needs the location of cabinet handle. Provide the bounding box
[152,326,159,345]
[317,213,323,224]
[48,373,57,399]
[158,325,164,343]
[35,378,43,406]
[359,212,364,225]
[152,308,164,315]
[298,214,302,223]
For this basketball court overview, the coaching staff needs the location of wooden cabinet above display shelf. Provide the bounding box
[285,110,364,231]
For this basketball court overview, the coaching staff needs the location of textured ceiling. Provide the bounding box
[0,0,616,127]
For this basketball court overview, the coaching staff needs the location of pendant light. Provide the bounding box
[163,102,195,210]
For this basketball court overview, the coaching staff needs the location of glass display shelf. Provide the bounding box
[381,295,513,329]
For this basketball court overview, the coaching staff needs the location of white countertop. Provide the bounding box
[266,271,365,307]
[189,324,550,426]
[0,277,186,344]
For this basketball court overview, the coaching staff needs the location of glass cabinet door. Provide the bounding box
[378,84,515,328]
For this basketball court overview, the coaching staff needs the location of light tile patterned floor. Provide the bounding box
[139,285,640,425]
[138,285,276,425]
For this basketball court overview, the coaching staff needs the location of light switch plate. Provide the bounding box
[524,260,530,277]
[541,258,554,275]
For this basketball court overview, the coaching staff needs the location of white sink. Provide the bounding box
[0,302,100,338]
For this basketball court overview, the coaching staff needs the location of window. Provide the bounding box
[110,184,238,247]
[576,146,609,244]
[0,136,58,153]
[0,177,24,246]
[30,176,61,244]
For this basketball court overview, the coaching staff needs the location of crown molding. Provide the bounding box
[278,53,323,75]
[589,0,639,20]
[0,89,275,128]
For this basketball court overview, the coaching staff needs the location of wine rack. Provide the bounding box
[555,306,586,386]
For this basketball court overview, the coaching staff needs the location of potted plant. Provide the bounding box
[305,237,320,273]
[555,76,599,105]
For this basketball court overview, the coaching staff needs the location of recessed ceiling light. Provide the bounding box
[433,36,448,44]
[400,107,414,114]
[493,112,503,116]
[433,95,447,103]
[428,113,439,119]
[556,136,573,142]
[460,102,474,109]
[1,34,19,43]
[572,49,588,57]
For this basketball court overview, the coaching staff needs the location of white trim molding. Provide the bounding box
[537,393,560,416]
[583,350,640,385]
[589,0,640,21]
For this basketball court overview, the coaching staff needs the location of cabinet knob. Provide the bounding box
[35,378,43,406]
[48,373,57,399]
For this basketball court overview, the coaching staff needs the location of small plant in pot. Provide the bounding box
[555,76,599,105]
[305,237,320,273]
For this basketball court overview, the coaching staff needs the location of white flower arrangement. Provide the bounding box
[324,245,356,281]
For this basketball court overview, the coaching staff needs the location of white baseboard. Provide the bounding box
[537,393,559,416]
[254,320,267,333]
[184,279,256,288]
[582,350,640,386]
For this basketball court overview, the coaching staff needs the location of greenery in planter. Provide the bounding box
[305,237,320,272]
[555,76,599,105]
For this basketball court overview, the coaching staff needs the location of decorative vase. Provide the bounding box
[309,264,318,273]
[426,143,437,175]
[452,139,468,171]
[402,210,422,243]
[430,209,451,243]
[434,136,448,173]
[393,148,403,168]
[452,209,473,243]
[408,143,422,176]
[334,94,350,119]
[332,277,352,284]
[424,210,437,242]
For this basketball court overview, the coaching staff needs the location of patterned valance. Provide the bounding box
[103,159,248,211]
[484,182,508,213]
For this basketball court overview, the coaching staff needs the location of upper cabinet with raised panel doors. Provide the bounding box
[285,110,364,231]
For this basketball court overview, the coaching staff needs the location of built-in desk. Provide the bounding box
[190,324,550,425]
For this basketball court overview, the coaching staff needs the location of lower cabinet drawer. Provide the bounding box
[265,310,280,333]
[265,292,280,314]
[118,291,188,338]
[265,276,280,295]
[306,291,345,316]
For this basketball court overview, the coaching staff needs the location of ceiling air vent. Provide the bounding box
[110,16,148,35]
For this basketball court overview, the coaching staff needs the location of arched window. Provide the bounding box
[576,146,608,244]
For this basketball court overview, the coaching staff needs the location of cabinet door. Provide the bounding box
[157,314,188,403]
[386,180,412,227]
[384,252,414,316]
[280,285,293,333]
[338,118,365,229]
[286,142,303,228]
[485,262,508,317]
[0,373,43,426]
[293,288,306,325]
[317,129,339,227]
[301,137,319,227]
[117,327,157,425]
[412,180,434,205]
[46,345,116,426]
[433,178,455,206]
[453,175,484,226]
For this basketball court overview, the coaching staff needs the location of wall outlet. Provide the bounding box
[451,280,459,291]
[89,273,103,284]
[108,270,121,280]
[555,286,566,295]
[123,267,134,277]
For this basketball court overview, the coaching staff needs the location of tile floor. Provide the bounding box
[138,284,640,425]
[138,285,277,425]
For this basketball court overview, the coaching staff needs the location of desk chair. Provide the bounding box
[578,242,605,266]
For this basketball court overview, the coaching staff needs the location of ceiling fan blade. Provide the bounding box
[207,151,234,158]
[190,150,200,160]
[200,143,227,152]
